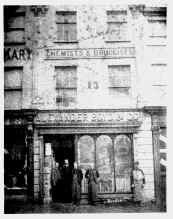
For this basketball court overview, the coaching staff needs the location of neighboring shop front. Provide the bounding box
[4,110,37,200]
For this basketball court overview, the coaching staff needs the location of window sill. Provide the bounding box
[53,41,78,44]
[5,87,22,91]
[105,40,131,43]
[6,27,25,31]
[56,87,77,89]
[4,41,25,46]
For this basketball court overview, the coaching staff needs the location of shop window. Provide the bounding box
[77,135,95,193]
[77,134,133,194]
[4,128,27,188]
[96,135,114,193]
[106,10,128,42]
[108,65,131,98]
[56,11,77,42]
[114,135,132,192]
[4,67,23,109]
[55,66,77,107]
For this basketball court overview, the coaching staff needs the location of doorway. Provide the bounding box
[44,134,75,167]
[44,134,75,203]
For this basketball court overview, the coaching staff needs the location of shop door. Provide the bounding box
[45,135,75,167]
[77,134,133,194]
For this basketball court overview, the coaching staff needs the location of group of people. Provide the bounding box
[51,159,99,205]
[51,159,146,206]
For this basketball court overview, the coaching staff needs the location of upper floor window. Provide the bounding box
[56,11,77,42]
[4,6,25,45]
[144,7,167,38]
[108,65,131,98]
[4,66,23,109]
[106,10,128,42]
[55,66,77,107]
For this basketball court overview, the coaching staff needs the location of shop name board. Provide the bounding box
[4,47,32,61]
[46,47,135,60]
[35,111,142,124]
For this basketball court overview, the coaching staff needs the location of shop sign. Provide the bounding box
[35,111,142,125]
[4,47,32,62]
[46,47,135,60]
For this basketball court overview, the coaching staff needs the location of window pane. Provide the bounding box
[114,135,132,193]
[96,135,114,193]
[5,30,25,42]
[57,23,77,42]
[56,11,77,42]
[56,88,77,107]
[109,65,131,87]
[77,135,95,193]
[109,87,130,98]
[5,91,22,109]
[56,66,77,88]
[149,20,166,37]
[64,23,77,41]
[4,68,22,88]
[56,11,76,23]
[57,23,64,41]
[8,16,25,28]
[107,22,127,41]
[107,10,127,22]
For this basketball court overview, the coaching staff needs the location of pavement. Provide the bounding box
[4,199,166,214]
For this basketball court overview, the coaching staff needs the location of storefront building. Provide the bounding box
[4,5,167,207]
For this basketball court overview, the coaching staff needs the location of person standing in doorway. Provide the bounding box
[51,162,61,202]
[85,163,99,205]
[62,159,72,203]
[72,162,83,205]
[132,161,146,205]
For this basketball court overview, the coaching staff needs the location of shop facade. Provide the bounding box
[4,5,166,207]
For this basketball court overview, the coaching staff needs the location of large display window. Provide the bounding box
[77,134,133,194]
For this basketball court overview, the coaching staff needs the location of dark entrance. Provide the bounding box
[44,134,75,167]
[44,134,75,203]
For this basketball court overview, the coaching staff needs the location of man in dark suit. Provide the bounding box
[62,159,72,203]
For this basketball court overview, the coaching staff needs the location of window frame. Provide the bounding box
[55,11,78,43]
[108,65,131,97]
[55,65,77,107]
[106,10,130,43]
